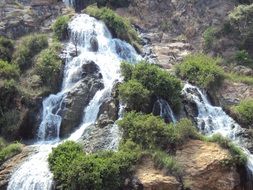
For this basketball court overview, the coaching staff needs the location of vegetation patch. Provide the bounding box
[52,15,70,41]
[0,60,20,80]
[232,99,253,127]
[118,79,150,112]
[35,48,62,86]
[85,5,140,49]
[48,141,140,190]
[0,142,22,164]
[176,53,224,89]
[120,61,182,111]
[152,151,182,176]
[203,27,217,49]
[205,134,247,166]
[117,112,200,150]
[0,36,14,62]
[13,34,48,70]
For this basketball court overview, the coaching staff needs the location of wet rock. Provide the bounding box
[60,62,104,137]
[89,36,99,52]
[79,123,121,153]
[176,140,241,190]
[96,81,120,128]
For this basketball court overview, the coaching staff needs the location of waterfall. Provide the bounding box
[182,83,253,179]
[7,14,139,190]
[152,98,176,123]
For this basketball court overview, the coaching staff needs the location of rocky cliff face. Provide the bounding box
[0,0,70,39]
[134,140,242,190]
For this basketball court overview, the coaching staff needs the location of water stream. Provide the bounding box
[7,14,139,190]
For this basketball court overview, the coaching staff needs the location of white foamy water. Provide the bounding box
[8,14,139,190]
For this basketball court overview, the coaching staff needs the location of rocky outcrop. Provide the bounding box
[176,140,241,190]
[60,61,104,137]
[209,80,253,108]
[79,123,121,153]
[0,146,33,189]
[0,0,71,39]
[134,157,181,190]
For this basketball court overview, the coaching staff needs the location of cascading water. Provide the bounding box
[152,98,176,123]
[8,14,139,190]
[182,83,253,183]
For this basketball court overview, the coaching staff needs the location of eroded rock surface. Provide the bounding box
[176,140,241,190]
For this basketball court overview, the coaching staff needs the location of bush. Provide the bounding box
[0,109,21,140]
[176,54,224,89]
[0,60,19,80]
[13,34,48,70]
[203,27,217,49]
[0,142,22,164]
[234,50,253,68]
[152,151,182,176]
[207,134,247,166]
[85,5,140,47]
[52,16,70,41]
[0,80,19,115]
[229,4,253,46]
[118,80,150,112]
[121,61,182,111]
[232,99,253,126]
[120,61,133,82]
[117,112,199,150]
[0,36,14,62]
[35,48,62,85]
[49,141,139,190]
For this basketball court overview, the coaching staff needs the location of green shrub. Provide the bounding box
[176,54,224,89]
[13,34,48,70]
[0,137,6,150]
[120,61,133,82]
[49,141,139,190]
[0,142,22,164]
[52,16,70,41]
[0,109,21,140]
[229,4,253,45]
[203,27,217,49]
[121,61,182,111]
[234,50,253,68]
[0,80,19,115]
[35,48,62,85]
[117,112,199,150]
[0,36,14,62]
[0,60,19,79]
[207,134,247,165]
[232,99,253,126]
[85,5,140,47]
[119,80,150,112]
[152,151,182,176]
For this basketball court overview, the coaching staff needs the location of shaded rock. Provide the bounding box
[60,61,104,137]
[96,81,120,128]
[176,140,241,190]
[89,36,99,52]
[134,157,181,190]
[0,146,33,189]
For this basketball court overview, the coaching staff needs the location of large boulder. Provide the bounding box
[134,157,181,190]
[176,140,241,190]
[60,61,104,137]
